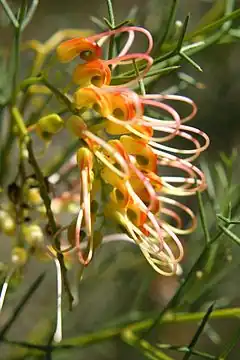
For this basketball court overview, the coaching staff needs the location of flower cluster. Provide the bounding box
[52,26,209,276]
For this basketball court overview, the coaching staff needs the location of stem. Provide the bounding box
[153,0,178,55]
[106,0,115,27]
[3,307,240,352]
[0,0,19,28]
[122,328,174,360]
[106,0,116,61]
[11,107,74,310]
[27,142,74,310]
[11,0,26,104]
[197,189,211,245]
[157,344,216,360]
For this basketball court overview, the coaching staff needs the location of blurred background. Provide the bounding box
[0,0,240,359]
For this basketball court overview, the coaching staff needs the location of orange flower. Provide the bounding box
[73,59,111,88]
[57,37,101,62]
[52,26,210,275]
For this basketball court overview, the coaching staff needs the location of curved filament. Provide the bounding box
[88,26,153,57]
[159,196,197,234]
[149,125,209,161]
[156,155,207,195]
[142,94,197,123]
[106,53,153,87]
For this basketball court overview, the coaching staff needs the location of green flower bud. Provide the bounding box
[27,188,43,206]
[23,224,44,246]
[12,247,27,266]
[67,115,86,137]
[0,210,16,236]
[36,114,64,140]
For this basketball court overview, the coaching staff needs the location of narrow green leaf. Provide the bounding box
[0,0,19,28]
[157,343,216,359]
[217,214,240,225]
[180,51,203,72]
[182,303,215,360]
[188,7,240,40]
[0,273,45,340]
[197,187,211,244]
[218,224,240,246]
[153,0,178,54]
[176,13,190,52]
[106,0,115,27]
[111,66,180,84]
[22,0,39,29]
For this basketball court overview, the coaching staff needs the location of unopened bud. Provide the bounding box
[23,224,44,246]
[12,247,27,266]
[27,188,43,206]
[76,147,93,169]
[0,210,16,236]
[36,114,64,140]
[67,115,87,137]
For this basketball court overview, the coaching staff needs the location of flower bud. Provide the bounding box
[12,247,27,266]
[76,147,93,170]
[0,210,16,236]
[66,115,87,138]
[23,224,44,246]
[36,114,64,140]
[27,188,43,206]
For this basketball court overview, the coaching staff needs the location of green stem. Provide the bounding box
[106,0,116,61]
[106,0,115,27]
[157,344,216,360]
[197,189,211,245]
[122,328,174,360]
[153,0,178,56]
[11,0,26,104]
[3,307,240,353]
[11,107,74,310]
[0,0,19,28]
[27,142,74,310]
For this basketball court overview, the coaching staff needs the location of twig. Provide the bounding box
[12,106,74,310]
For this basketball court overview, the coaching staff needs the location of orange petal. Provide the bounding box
[126,202,147,227]
[73,59,111,88]
[56,38,101,62]
[74,87,111,117]
[120,135,157,172]
[76,147,93,171]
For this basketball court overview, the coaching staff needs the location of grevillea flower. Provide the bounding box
[48,26,209,275]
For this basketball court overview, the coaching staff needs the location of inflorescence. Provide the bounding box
[1,26,209,277]
[48,26,209,276]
